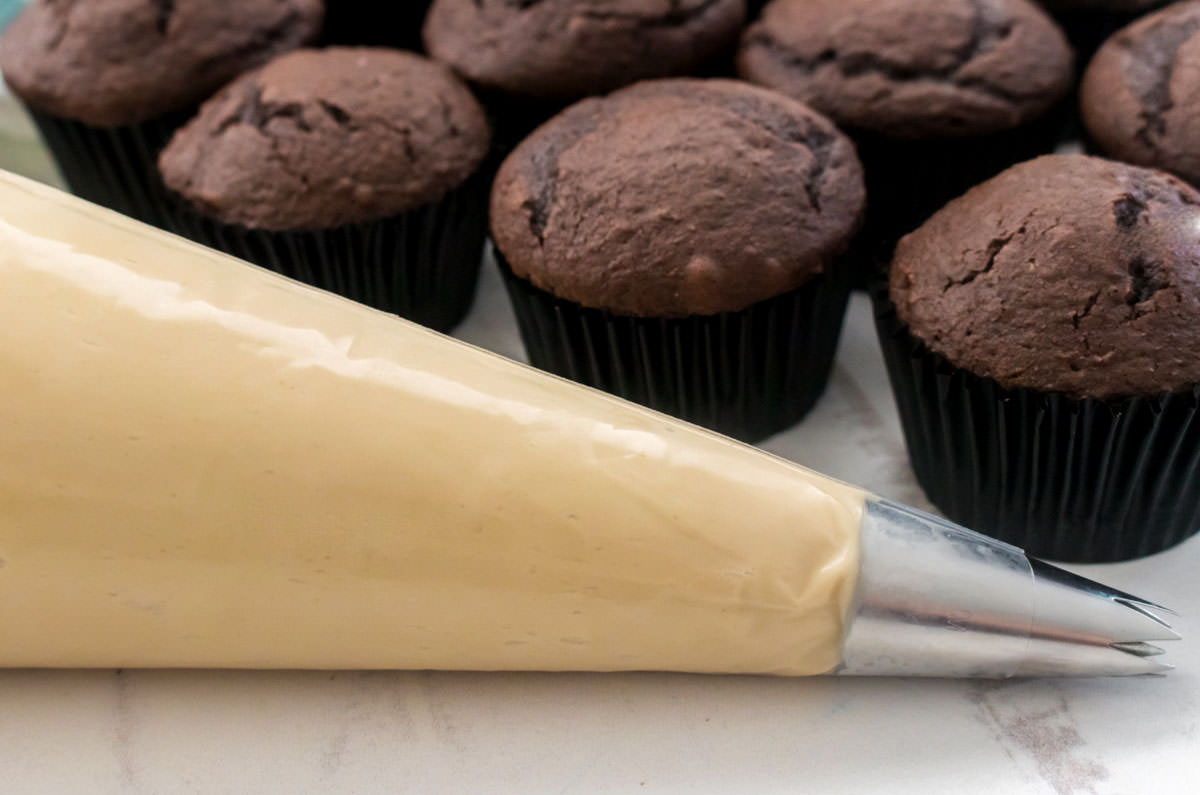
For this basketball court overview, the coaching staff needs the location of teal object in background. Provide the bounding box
[0,0,26,31]
[0,0,62,189]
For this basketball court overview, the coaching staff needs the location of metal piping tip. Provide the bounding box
[1015,638,1174,677]
[1111,642,1167,657]
[1034,563,1179,617]
[836,500,1180,678]
[1027,558,1180,644]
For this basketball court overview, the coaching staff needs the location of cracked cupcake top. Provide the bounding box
[0,0,323,127]
[158,48,491,231]
[1081,1,1200,187]
[890,154,1200,399]
[738,0,1074,139]
[490,79,865,317]
[422,0,746,101]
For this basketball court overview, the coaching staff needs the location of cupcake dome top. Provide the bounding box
[422,0,746,101]
[738,0,1074,139]
[490,79,865,318]
[0,0,323,127]
[890,154,1200,399]
[158,48,491,231]
[1081,1,1200,186]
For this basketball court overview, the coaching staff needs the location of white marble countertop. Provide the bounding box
[1,95,1197,795]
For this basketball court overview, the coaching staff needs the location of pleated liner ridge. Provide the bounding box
[872,286,1200,563]
[29,109,188,230]
[163,168,491,333]
[499,252,853,444]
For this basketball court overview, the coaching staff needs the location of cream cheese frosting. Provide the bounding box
[0,170,865,674]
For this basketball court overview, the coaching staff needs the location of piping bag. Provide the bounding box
[0,170,1178,677]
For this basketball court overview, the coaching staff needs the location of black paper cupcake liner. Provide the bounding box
[28,109,187,229]
[872,287,1200,563]
[848,106,1071,288]
[499,254,853,443]
[1051,7,1156,65]
[320,0,431,51]
[165,169,490,332]
[473,91,566,160]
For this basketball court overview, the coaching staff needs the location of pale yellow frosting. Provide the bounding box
[0,170,865,674]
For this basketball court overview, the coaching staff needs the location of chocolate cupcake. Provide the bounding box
[322,0,431,51]
[0,0,322,227]
[739,0,1074,280]
[1041,0,1176,61]
[159,47,492,332]
[1081,1,1200,187]
[491,79,866,442]
[423,0,746,150]
[877,153,1200,562]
